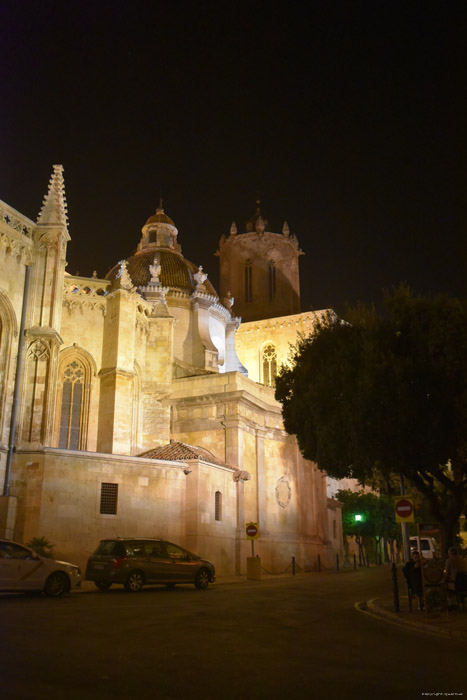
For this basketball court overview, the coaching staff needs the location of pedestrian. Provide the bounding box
[443,546,467,610]
[403,550,424,610]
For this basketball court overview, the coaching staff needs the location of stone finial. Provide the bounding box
[193,265,208,290]
[224,291,234,310]
[149,254,162,284]
[115,260,135,291]
[230,221,237,237]
[37,164,69,231]
[92,270,98,278]
[282,221,290,238]
[255,215,266,235]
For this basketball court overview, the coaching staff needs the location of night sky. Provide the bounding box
[1,1,465,316]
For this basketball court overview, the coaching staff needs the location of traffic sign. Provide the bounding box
[246,522,259,539]
[394,496,414,523]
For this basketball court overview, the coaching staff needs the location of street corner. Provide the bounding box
[355,597,467,639]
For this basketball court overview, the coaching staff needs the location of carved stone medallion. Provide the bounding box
[275,476,291,508]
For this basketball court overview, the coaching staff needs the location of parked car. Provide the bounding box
[409,536,440,559]
[0,538,81,596]
[85,538,216,591]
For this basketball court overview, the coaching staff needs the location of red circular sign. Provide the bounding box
[246,524,258,537]
[395,499,413,517]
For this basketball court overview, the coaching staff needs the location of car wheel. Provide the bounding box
[94,581,112,591]
[44,572,69,597]
[194,568,210,590]
[124,570,145,592]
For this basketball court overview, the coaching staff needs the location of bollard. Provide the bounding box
[391,562,400,613]
[317,554,321,572]
[336,553,339,571]
[292,556,296,576]
[353,553,357,570]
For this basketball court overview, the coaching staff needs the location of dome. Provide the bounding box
[105,248,218,296]
[145,209,175,226]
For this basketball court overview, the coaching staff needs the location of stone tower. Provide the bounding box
[216,202,303,322]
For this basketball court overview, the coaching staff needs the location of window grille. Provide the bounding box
[215,491,222,521]
[262,344,277,387]
[100,483,118,515]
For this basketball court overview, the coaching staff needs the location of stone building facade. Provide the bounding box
[0,166,343,575]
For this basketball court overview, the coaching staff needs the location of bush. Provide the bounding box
[26,536,55,558]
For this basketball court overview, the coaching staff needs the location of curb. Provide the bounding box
[355,598,467,639]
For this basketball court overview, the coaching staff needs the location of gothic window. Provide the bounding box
[268,260,276,300]
[262,344,277,387]
[58,358,88,450]
[215,491,222,521]
[0,293,17,437]
[100,483,118,515]
[244,259,252,303]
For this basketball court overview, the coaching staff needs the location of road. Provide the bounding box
[1,567,465,700]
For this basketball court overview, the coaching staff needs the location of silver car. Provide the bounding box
[0,538,81,597]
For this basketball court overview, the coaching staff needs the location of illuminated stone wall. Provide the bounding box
[0,172,344,574]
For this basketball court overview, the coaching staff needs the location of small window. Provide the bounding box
[100,483,118,515]
[333,519,337,539]
[268,260,276,300]
[215,491,222,521]
[262,344,277,387]
[244,260,252,303]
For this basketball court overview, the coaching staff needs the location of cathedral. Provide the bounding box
[0,166,343,575]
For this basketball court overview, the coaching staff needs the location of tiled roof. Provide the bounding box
[139,441,231,468]
[106,248,217,295]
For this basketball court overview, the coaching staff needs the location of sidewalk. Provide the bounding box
[358,595,467,639]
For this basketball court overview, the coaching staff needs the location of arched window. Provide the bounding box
[0,292,18,438]
[262,343,277,387]
[215,491,222,521]
[244,259,252,303]
[56,351,93,451]
[58,359,85,449]
[268,260,276,300]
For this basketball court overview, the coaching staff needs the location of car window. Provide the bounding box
[165,543,187,560]
[127,541,148,557]
[420,540,429,551]
[94,540,127,556]
[0,542,33,559]
[147,542,166,558]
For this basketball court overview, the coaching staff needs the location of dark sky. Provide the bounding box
[1,0,466,315]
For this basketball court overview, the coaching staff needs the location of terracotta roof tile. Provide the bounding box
[139,441,232,468]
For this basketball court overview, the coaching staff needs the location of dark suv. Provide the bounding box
[85,538,216,592]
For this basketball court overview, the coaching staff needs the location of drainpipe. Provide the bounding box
[3,265,31,496]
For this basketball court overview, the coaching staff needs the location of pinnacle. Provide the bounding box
[37,164,69,230]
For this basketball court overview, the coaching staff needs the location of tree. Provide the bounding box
[275,288,467,557]
[337,489,400,565]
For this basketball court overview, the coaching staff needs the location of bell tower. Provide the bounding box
[216,202,303,322]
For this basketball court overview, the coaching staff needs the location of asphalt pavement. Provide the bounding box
[79,566,467,639]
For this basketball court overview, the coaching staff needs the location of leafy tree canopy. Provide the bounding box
[275,288,467,554]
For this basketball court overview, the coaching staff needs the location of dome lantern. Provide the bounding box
[138,202,181,253]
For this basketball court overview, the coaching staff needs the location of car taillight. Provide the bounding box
[112,557,128,568]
